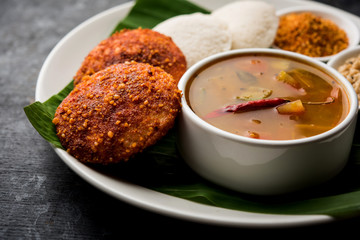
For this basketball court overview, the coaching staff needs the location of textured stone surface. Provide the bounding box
[2,0,360,239]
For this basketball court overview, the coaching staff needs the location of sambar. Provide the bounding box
[187,53,349,140]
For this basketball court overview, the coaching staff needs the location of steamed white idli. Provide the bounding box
[154,13,232,68]
[212,1,278,49]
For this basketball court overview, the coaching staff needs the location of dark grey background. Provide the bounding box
[2,0,360,238]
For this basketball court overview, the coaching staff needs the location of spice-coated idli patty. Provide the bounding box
[73,28,186,85]
[53,62,182,164]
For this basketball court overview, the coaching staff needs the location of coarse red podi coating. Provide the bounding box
[73,28,187,85]
[53,62,182,164]
[273,12,348,57]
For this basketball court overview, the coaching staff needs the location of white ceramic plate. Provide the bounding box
[35,0,360,228]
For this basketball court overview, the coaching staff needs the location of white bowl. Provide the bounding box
[274,5,360,62]
[327,45,360,110]
[328,45,360,69]
[177,48,358,195]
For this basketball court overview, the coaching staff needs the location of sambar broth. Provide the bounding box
[187,54,349,140]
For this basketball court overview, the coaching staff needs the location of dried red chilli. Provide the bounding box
[204,98,288,119]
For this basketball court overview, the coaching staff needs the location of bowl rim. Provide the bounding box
[274,5,360,62]
[327,45,360,68]
[178,48,358,147]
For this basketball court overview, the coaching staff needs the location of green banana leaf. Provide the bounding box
[112,0,210,31]
[24,0,360,218]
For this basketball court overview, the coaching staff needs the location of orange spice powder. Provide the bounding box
[273,12,349,58]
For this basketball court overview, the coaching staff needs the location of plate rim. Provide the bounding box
[35,0,360,227]
[54,148,333,228]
